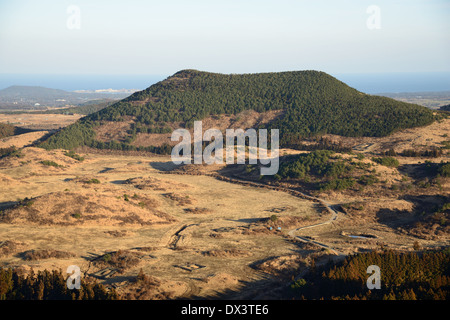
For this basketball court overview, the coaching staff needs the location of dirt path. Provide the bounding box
[211,175,346,256]
[166,170,347,256]
[167,224,199,249]
[286,201,343,256]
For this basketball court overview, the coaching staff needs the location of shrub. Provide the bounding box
[86,178,100,184]
[438,162,450,177]
[0,123,15,138]
[22,249,75,261]
[372,156,399,168]
[358,174,379,186]
[64,150,84,161]
[320,177,355,191]
[72,212,82,219]
[0,146,23,159]
[290,278,307,289]
[40,160,62,167]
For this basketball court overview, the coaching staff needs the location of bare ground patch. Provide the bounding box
[251,255,307,276]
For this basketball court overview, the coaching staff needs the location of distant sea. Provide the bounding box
[333,72,450,94]
[0,72,449,94]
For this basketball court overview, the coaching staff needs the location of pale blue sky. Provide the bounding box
[0,0,449,75]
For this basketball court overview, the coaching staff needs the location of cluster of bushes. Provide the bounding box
[276,150,381,192]
[64,150,84,161]
[0,146,23,159]
[90,140,172,155]
[402,148,443,158]
[0,123,15,139]
[40,160,62,167]
[319,177,355,191]
[39,121,96,150]
[441,140,450,150]
[420,161,450,178]
[85,178,100,184]
[372,156,400,168]
[358,174,379,186]
[439,162,450,177]
[21,249,75,261]
[288,249,450,300]
[381,146,446,158]
[0,268,118,300]
[277,150,338,179]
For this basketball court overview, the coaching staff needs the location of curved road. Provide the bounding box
[287,200,344,256]
[211,174,347,256]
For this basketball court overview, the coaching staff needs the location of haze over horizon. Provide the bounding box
[0,1,449,76]
[0,71,449,94]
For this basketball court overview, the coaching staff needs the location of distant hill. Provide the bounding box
[0,85,132,110]
[440,104,450,111]
[0,86,69,99]
[40,69,435,151]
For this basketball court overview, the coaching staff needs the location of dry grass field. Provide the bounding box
[0,147,329,298]
[0,113,82,130]
[0,116,449,299]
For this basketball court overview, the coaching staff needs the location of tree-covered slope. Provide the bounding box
[40,69,435,150]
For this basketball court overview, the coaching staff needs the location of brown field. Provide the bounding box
[0,131,49,148]
[0,147,327,298]
[0,116,449,299]
[0,113,82,130]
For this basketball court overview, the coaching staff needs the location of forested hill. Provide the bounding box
[40,69,435,150]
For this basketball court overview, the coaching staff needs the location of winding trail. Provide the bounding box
[165,170,346,256]
[214,174,345,255]
[163,169,351,295]
[287,200,344,256]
